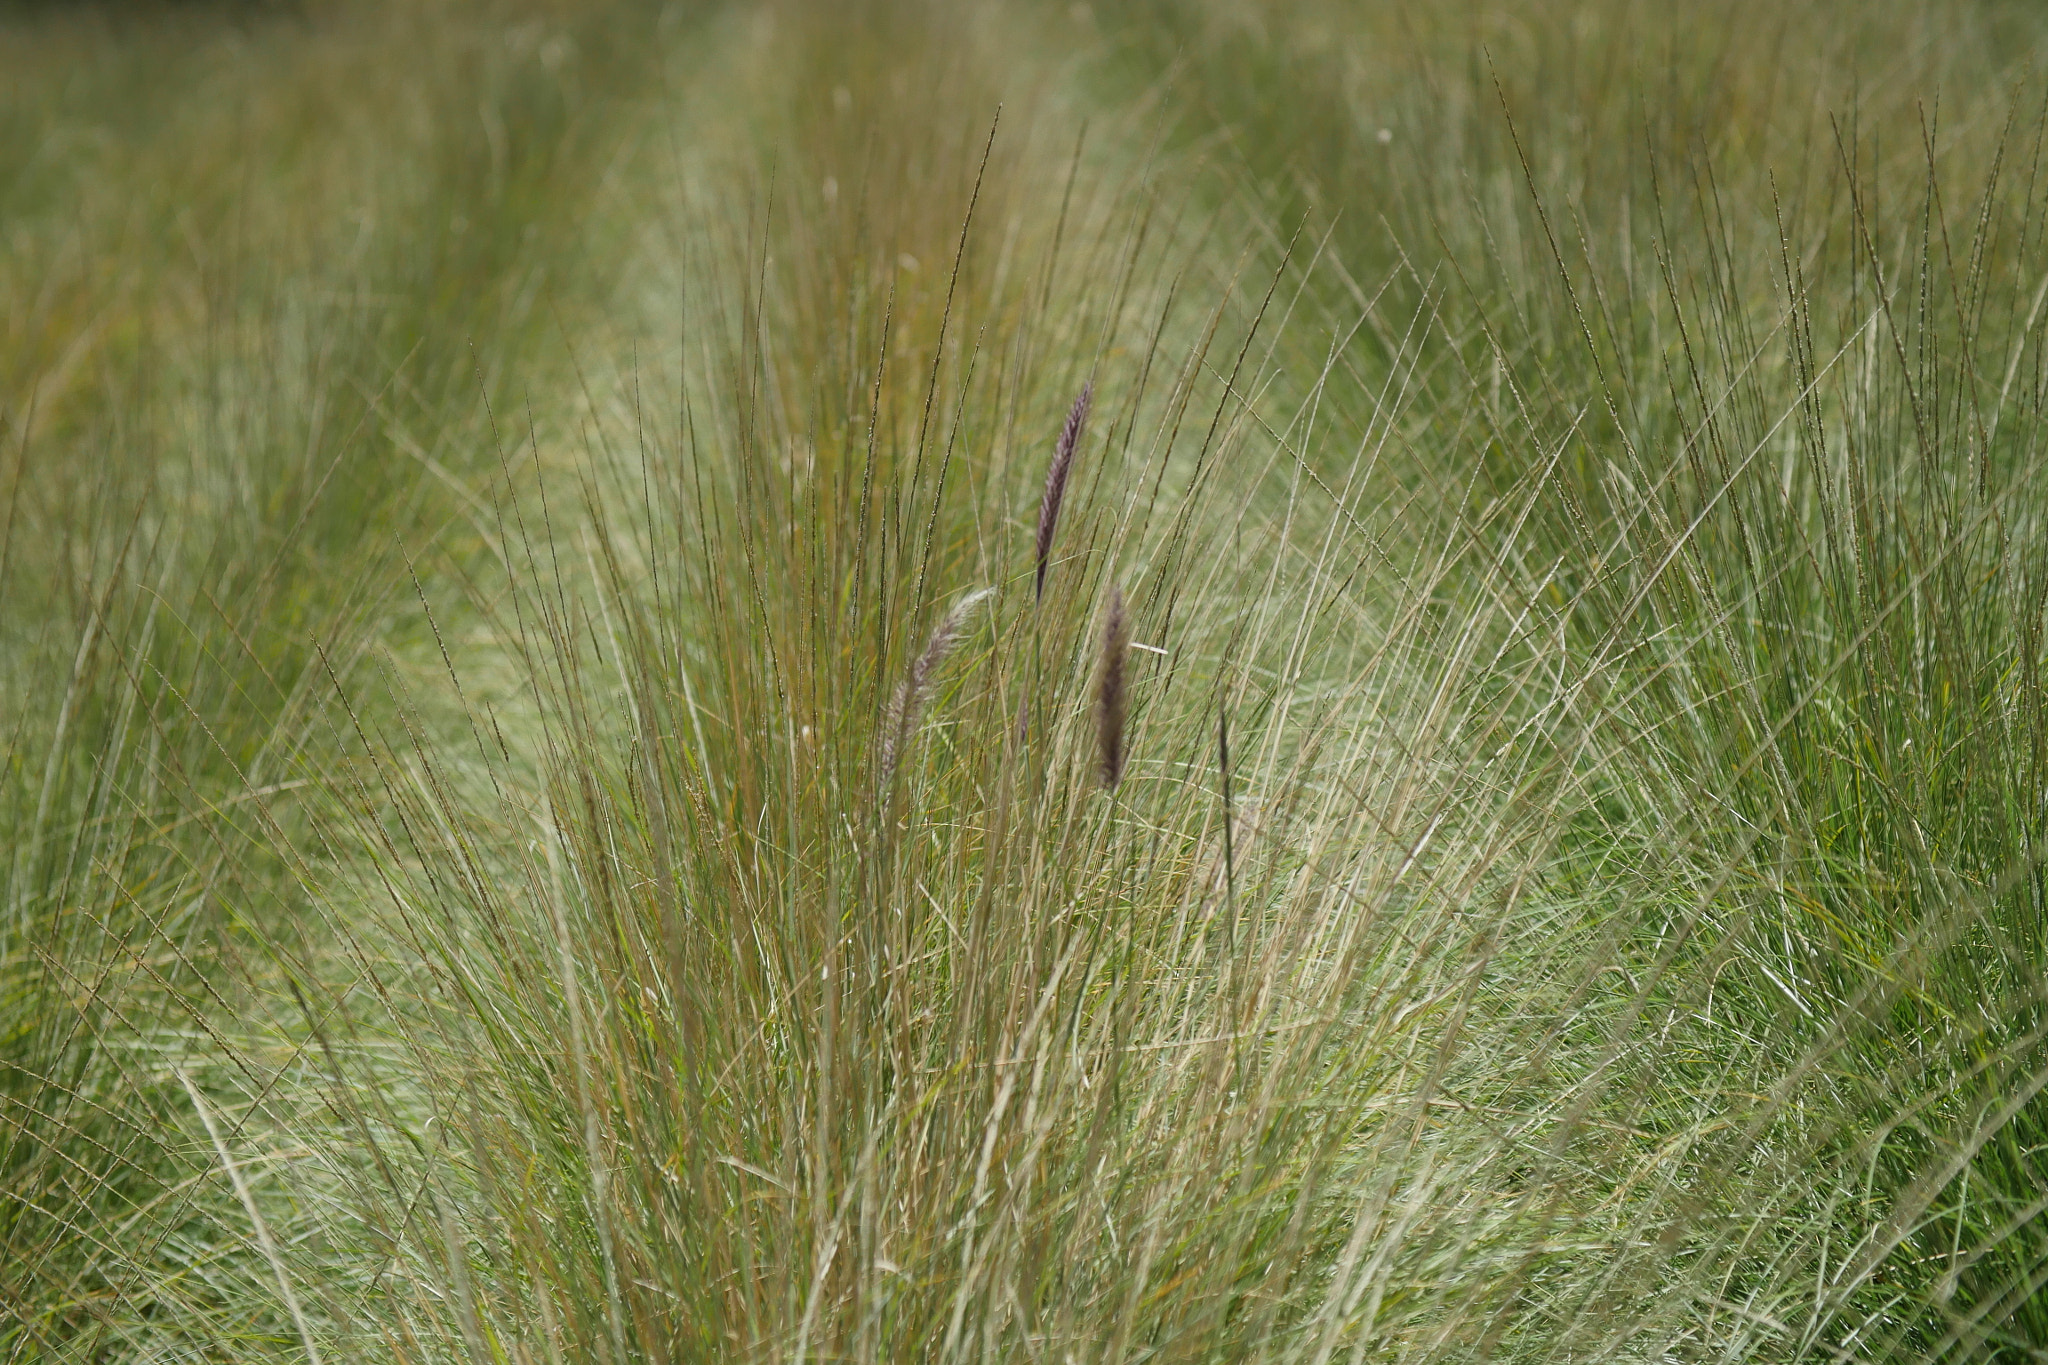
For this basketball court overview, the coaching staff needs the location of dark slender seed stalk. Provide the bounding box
[1219,695,1236,932]
[1035,381,1094,604]
[878,588,991,791]
[1219,692,1243,1083]
[1021,381,1094,757]
[1097,584,1128,791]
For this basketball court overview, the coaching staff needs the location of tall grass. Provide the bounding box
[7,0,2048,1360]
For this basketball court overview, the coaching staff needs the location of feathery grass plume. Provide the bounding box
[1097,584,1128,791]
[1034,380,1093,603]
[879,588,993,790]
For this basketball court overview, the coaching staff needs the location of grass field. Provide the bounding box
[7,0,2048,1359]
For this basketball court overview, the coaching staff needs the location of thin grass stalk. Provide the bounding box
[177,1068,325,1365]
[1218,692,1242,1083]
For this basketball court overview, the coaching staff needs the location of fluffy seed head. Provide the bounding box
[1097,583,1128,791]
[1034,381,1094,604]
[879,588,993,790]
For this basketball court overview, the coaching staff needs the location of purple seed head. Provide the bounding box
[1034,380,1094,604]
[1097,584,1128,791]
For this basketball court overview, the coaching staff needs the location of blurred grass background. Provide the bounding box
[6,0,2048,1360]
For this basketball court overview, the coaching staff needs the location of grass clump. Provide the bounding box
[7,0,2048,1360]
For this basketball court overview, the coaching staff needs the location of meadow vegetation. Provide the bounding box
[6,0,2048,1359]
